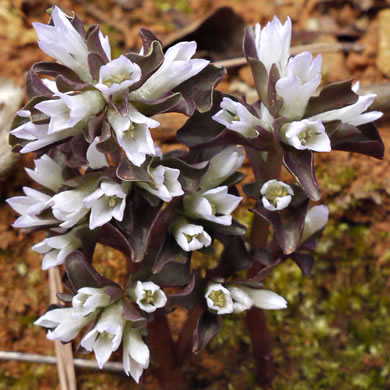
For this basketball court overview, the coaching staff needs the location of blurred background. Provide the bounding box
[0,0,390,389]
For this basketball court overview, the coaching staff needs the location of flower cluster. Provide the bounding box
[8,8,383,384]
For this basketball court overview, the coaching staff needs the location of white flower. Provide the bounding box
[242,288,287,310]
[33,6,110,82]
[310,82,383,126]
[254,16,292,75]
[86,137,109,170]
[10,114,81,154]
[132,281,167,313]
[35,90,106,134]
[137,165,184,202]
[276,52,322,120]
[228,286,253,313]
[183,186,242,226]
[34,307,94,342]
[25,154,64,192]
[122,324,150,383]
[95,55,142,98]
[83,179,130,230]
[205,283,233,315]
[301,205,329,242]
[72,287,111,318]
[7,187,57,229]
[212,97,266,138]
[171,217,212,252]
[80,300,126,369]
[49,181,97,229]
[107,105,159,166]
[261,180,294,211]
[129,41,209,101]
[199,145,245,191]
[32,226,83,270]
[281,119,331,152]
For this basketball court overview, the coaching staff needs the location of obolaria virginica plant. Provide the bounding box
[8,7,384,387]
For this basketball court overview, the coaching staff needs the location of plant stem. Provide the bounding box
[246,146,283,386]
[147,311,188,390]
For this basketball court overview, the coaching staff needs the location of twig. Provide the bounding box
[213,42,365,68]
[49,267,77,390]
[0,351,123,373]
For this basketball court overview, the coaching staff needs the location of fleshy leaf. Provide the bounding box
[193,310,221,352]
[26,71,53,98]
[290,252,315,276]
[131,92,183,117]
[304,79,359,118]
[243,27,258,59]
[283,147,321,201]
[32,62,88,86]
[330,122,384,159]
[116,156,154,183]
[251,185,310,255]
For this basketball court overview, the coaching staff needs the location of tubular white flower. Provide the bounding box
[301,205,329,242]
[32,7,111,82]
[261,180,294,211]
[242,288,287,310]
[72,287,111,318]
[132,281,167,313]
[183,186,242,226]
[122,324,150,383]
[25,154,64,192]
[83,179,130,230]
[228,286,253,313]
[7,187,57,229]
[212,97,266,138]
[200,145,245,191]
[11,119,81,154]
[205,283,233,315]
[32,226,83,270]
[171,217,212,252]
[310,82,383,126]
[33,6,93,82]
[137,165,184,202]
[35,90,106,134]
[107,105,159,167]
[34,307,94,342]
[276,52,322,120]
[254,16,292,75]
[49,181,97,229]
[86,137,109,170]
[129,41,209,101]
[95,55,142,99]
[281,119,331,152]
[80,300,126,369]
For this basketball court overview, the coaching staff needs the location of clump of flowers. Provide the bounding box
[8,8,384,386]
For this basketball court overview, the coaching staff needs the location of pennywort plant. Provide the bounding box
[8,8,384,387]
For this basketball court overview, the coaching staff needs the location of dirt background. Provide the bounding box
[0,0,390,389]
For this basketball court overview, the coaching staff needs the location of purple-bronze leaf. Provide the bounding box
[84,111,106,143]
[173,63,226,115]
[125,41,164,92]
[86,25,110,63]
[116,191,163,262]
[268,64,282,117]
[152,234,189,273]
[88,52,106,82]
[283,146,321,201]
[304,79,358,118]
[131,92,183,117]
[211,236,252,279]
[330,122,384,159]
[243,27,258,60]
[122,301,147,325]
[290,252,315,276]
[116,155,154,183]
[64,250,121,292]
[200,219,247,239]
[157,158,209,192]
[32,62,87,86]
[139,28,162,53]
[251,185,310,255]
[248,57,268,107]
[193,309,221,352]
[26,70,53,99]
